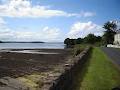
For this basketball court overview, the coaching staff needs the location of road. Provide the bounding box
[101,47,120,69]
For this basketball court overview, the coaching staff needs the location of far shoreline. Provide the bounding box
[0,41,45,43]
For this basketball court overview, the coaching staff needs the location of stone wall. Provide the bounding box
[42,47,91,90]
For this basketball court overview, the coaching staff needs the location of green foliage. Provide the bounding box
[72,44,86,56]
[64,38,76,46]
[76,38,83,44]
[103,21,117,31]
[103,21,117,44]
[64,34,102,47]
[84,34,101,44]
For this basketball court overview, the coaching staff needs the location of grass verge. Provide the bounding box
[75,47,120,90]
[72,44,88,56]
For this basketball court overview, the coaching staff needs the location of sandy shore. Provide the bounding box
[0,49,71,78]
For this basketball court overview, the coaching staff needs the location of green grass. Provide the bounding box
[75,47,120,90]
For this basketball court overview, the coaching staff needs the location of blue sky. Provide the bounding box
[0,0,119,42]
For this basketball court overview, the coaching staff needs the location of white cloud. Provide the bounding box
[0,17,6,24]
[12,27,61,41]
[0,0,95,18]
[0,17,61,41]
[79,11,95,17]
[67,21,105,38]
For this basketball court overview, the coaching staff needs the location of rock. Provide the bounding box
[0,77,28,90]
[0,86,16,90]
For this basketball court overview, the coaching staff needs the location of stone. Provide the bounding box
[0,77,28,90]
[0,86,16,90]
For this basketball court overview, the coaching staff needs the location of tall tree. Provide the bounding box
[84,34,97,44]
[76,38,83,44]
[64,38,76,46]
[103,21,117,44]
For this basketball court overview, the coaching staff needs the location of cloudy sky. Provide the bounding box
[0,0,119,42]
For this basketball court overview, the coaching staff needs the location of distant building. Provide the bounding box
[114,30,120,45]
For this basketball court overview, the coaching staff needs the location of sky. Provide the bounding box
[0,0,119,42]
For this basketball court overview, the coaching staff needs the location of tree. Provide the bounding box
[64,38,76,46]
[84,34,97,44]
[76,38,83,44]
[103,21,117,44]
[95,36,102,42]
[64,34,102,46]
[64,38,70,45]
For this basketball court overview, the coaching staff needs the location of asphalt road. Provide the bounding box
[101,47,120,69]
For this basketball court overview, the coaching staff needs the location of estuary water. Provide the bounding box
[0,42,65,49]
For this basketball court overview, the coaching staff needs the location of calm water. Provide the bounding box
[0,42,65,49]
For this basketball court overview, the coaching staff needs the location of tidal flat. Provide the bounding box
[0,49,71,90]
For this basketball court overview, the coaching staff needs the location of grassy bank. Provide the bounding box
[75,47,120,90]
[72,44,88,56]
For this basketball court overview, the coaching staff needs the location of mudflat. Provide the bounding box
[0,49,71,78]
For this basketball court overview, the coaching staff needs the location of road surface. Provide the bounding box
[101,47,120,69]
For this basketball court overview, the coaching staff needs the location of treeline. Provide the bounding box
[64,20,120,47]
[64,34,102,46]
